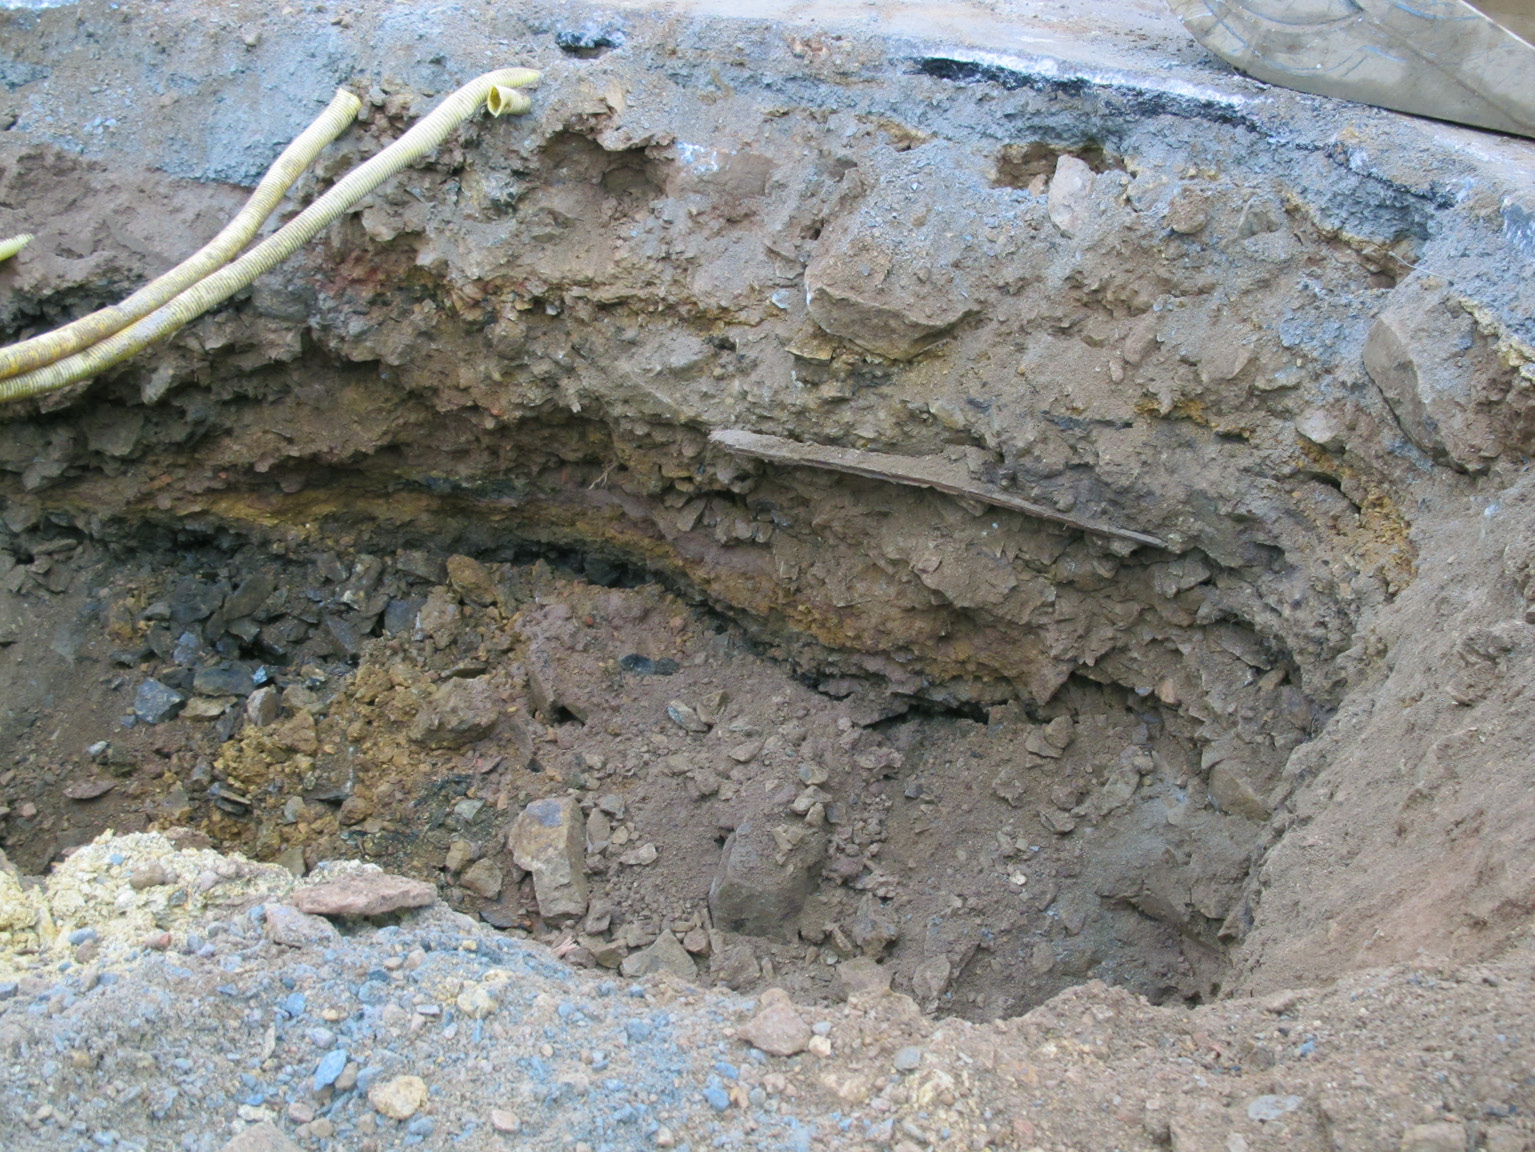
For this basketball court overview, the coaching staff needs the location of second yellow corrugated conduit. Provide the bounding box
[0,66,539,404]
[0,88,362,381]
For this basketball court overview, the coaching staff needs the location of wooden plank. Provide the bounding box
[709,428,1167,550]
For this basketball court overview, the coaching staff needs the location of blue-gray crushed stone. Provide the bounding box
[0,914,820,1152]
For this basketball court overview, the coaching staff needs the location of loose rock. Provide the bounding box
[460,858,504,899]
[129,860,174,889]
[911,956,952,1001]
[509,795,589,922]
[446,554,498,606]
[619,931,697,981]
[666,700,711,733]
[835,955,892,999]
[192,663,255,697]
[368,1073,428,1121]
[618,842,658,866]
[271,710,318,755]
[737,987,811,1056]
[218,1123,303,1152]
[294,872,436,918]
[63,777,117,801]
[709,820,824,938]
[1247,1094,1303,1122]
[265,903,339,947]
[246,685,281,727]
[1399,1123,1469,1152]
[410,675,505,748]
[133,679,186,724]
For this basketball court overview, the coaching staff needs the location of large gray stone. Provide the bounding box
[509,796,588,923]
[708,820,824,940]
[133,678,186,724]
[222,572,276,621]
[619,931,697,982]
[192,663,256,697]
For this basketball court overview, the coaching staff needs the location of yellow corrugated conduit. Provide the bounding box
[0,88,362,381]
[0,66,539,404]
[0,234,32,262]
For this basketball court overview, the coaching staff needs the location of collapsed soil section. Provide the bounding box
[1,0,1534,1084]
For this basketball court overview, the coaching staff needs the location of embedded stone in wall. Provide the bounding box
[1208,762,1271,822]
[409,676,505,748]
[1363,273,1508,471]
[804,223,976,361]
[1047,154,1096,236]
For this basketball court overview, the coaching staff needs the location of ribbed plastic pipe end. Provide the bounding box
[486,86,533,117]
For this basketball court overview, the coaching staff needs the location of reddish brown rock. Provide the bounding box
[736,987,811,1057]
[63,777,117,801]
[294,872,436,918]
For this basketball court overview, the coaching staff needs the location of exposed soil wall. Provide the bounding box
[2,6,1535,1145]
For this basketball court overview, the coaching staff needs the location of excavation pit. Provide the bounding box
[2,1,1535,1147]
[0,518,1298,1018]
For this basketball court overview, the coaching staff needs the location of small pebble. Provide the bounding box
[369,1074,428,1120]
[314,1048,349,1091]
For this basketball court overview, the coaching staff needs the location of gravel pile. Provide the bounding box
[0,833,828,1152]
[6,833,1535,1152]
